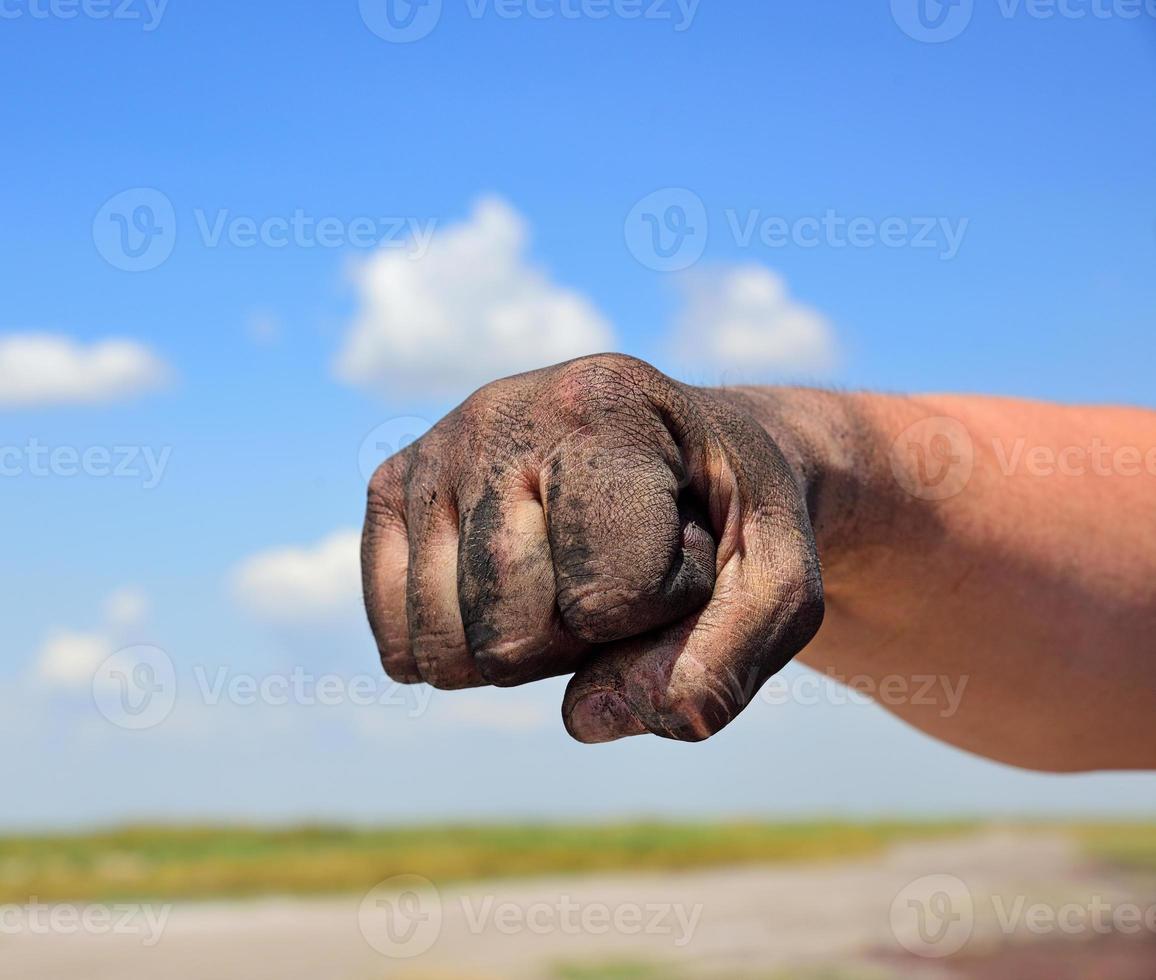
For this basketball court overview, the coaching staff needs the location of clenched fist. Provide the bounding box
[362,354,826,743]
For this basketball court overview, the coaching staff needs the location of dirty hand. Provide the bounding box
[362,354,824,743]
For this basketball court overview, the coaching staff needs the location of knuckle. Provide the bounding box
[564,352,655,380]
[379,651,422,686]
[367,458,398,504]
[455,381,517,434]
[556,579,639,643]
[366,456,408,528]
[552,354,657,420]
[782,570,826,646]
[411,647,471,690]
[470,636,543,687]
[456,386,496,430]
[451,386,530,476]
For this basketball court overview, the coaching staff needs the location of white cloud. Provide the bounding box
[672,265,838,378]
[34,586,151,687]
[231,529,362,623]
[334,197,615,400]
[36,630,112,685]
[0,333,172,407]
[103,587,149,629]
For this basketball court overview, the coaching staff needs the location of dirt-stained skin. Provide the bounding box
[363,353,1156,769]
[362,353,828,743]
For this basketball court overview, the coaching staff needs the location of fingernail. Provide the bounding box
[566,691,646,743]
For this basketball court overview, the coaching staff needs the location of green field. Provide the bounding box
[1,820,1151,905]
[1073,822,1156,872]
[0,820,972,904]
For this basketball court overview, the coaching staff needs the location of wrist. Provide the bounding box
[708,385,873,574]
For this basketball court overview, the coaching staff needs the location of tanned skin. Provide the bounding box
[362,354,1156,773]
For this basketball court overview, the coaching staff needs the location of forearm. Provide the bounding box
[720,385,1156,772]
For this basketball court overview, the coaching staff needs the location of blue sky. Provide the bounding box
[2,0,1155,829]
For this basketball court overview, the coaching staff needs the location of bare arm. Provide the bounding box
[752,386,1156,772]
[361,355,1156,773]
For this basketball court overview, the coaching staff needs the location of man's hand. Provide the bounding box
[364,353,1156,770]
[362,353,825,743]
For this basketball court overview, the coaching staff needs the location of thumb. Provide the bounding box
[561,511,824,743]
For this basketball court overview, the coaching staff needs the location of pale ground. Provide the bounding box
[5,830,1154,980]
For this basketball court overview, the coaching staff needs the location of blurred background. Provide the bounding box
[2,1,1155,977]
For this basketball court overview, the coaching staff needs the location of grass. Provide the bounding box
[5,819,1153,906]
[0,820,972,904]
[1072,822,1156,872]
